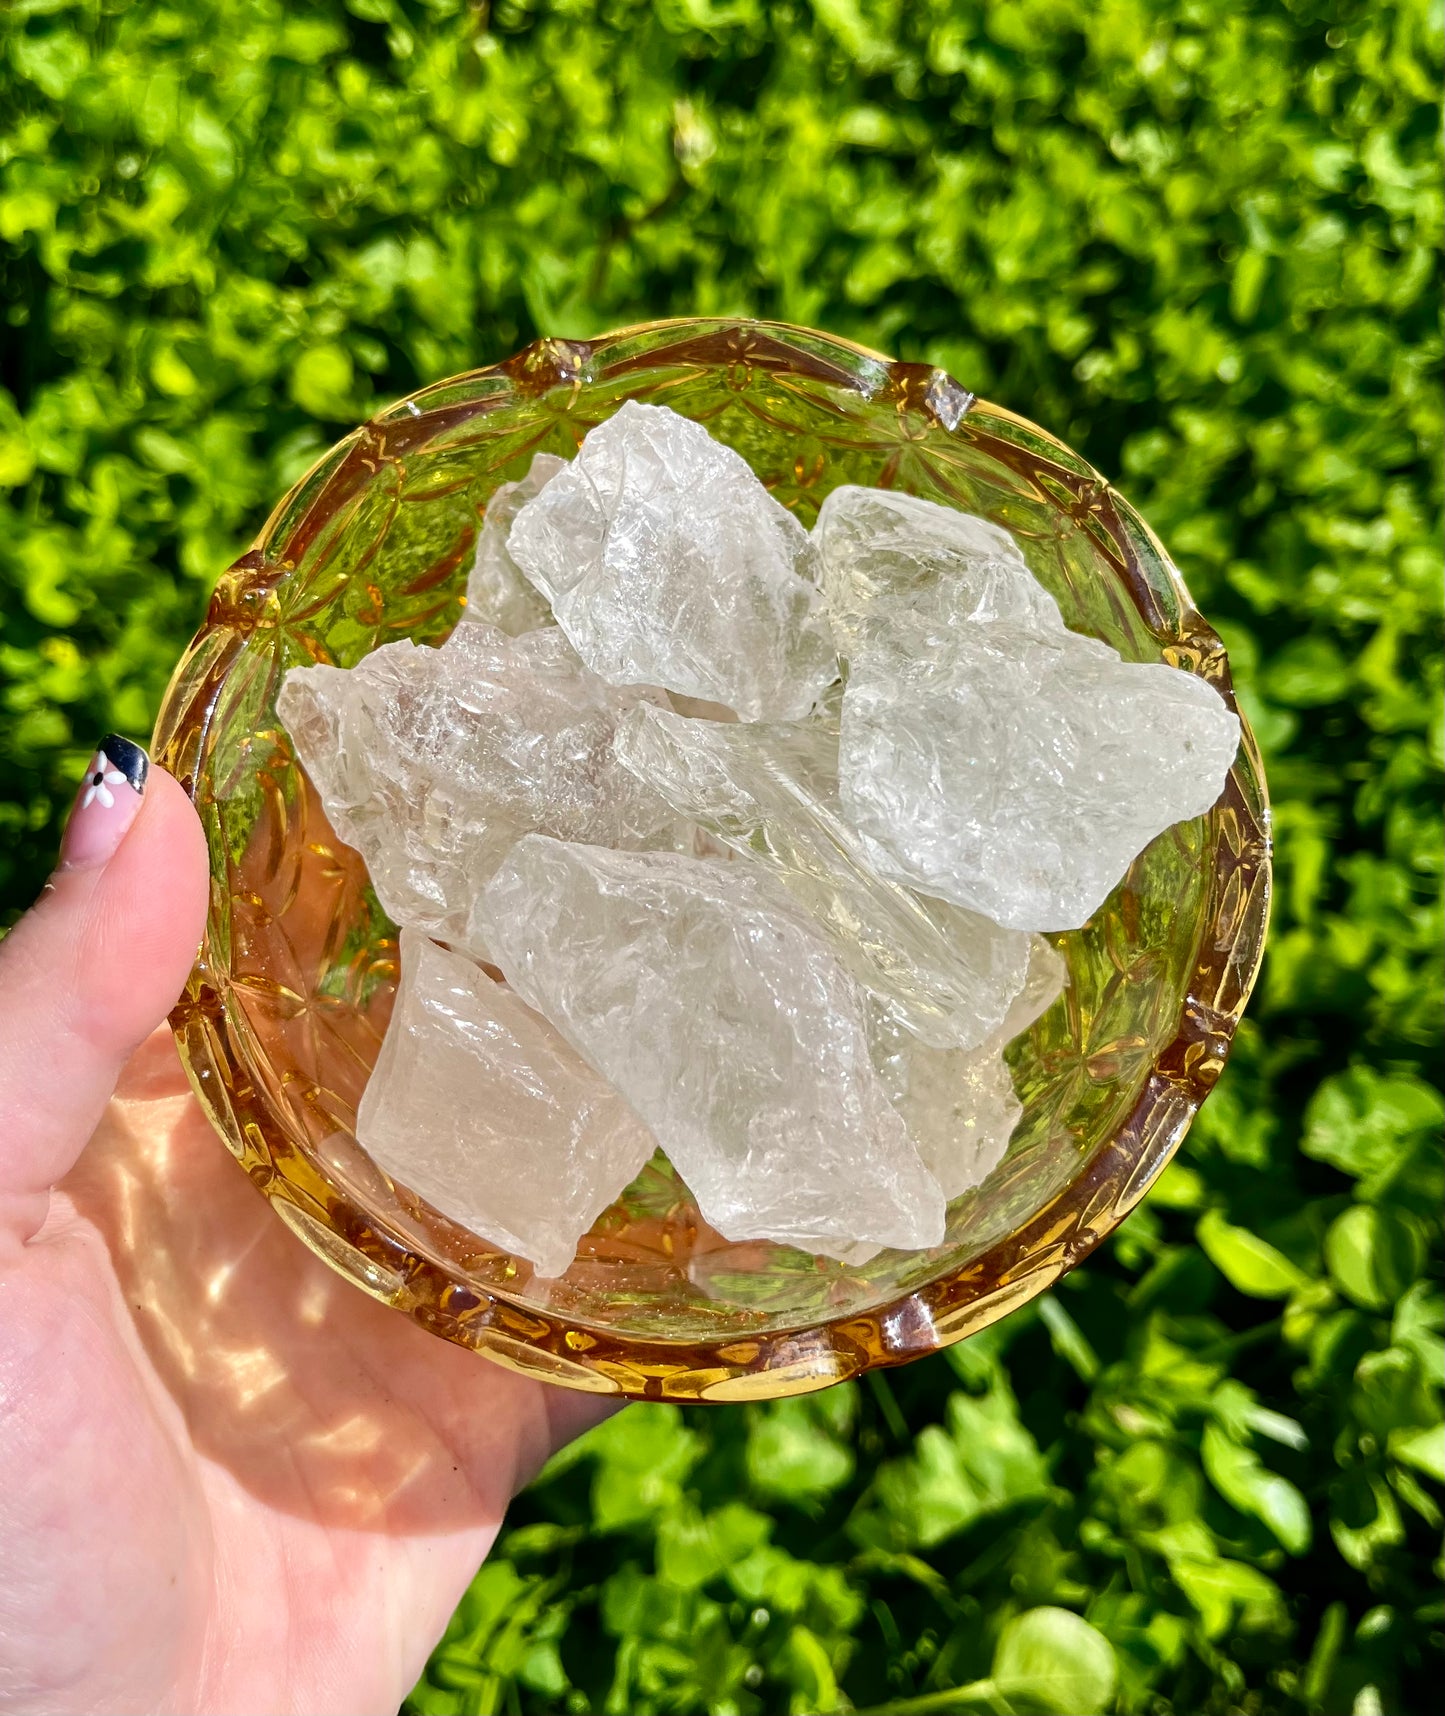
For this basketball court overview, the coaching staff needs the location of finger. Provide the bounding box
[0,738,208,1246]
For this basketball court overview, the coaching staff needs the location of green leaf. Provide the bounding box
[517,1640,568,1697]
[1171,1557,1288,1639]
[1298,1599,1348,1712]
[861,1424,982,1550]
[990,1607,1118,1716]
[1329,1472,1405,1571]
[1038,1292,1101,1381]
[1210,1379,1307,1450]
[1392,1282,1445,1371]
[1201,1423,1312,1553]
[858,1371,1050,1550]
[1197,1209,1312,1298]
[781,1624,843,1715]
[746,1392,857,1506]
[1302,1068,1445,1182]
[1263,635,1352,707]
[656,1502,771,1591]
[1324,1207,1425,1311]
[290,342,357,419]
[1352,1347,1439,1438]
[0,389,35,487]
[581,1405,705,1532]
[1390,1424,1445,1485]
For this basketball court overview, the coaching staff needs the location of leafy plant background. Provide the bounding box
[1,1,1440,1712]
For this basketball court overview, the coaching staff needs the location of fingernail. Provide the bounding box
[59,735,150,871]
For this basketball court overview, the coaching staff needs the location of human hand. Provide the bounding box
[0,740,613,1716]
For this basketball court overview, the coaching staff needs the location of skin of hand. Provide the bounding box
[0,749,614,1716]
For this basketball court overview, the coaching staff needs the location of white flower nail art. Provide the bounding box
[81,752,128,810]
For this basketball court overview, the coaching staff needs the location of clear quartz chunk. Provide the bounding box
[282,404,1223,1267]
[613,701,1034,1049]
[357,931,657,1279]
[838,599,1241,932]
[480,835,946,1259]
[869,937,1066,1200]
[814,484,1064,650]
[507,401,838,720]
[459,452,567,635]
[276,624,686,953]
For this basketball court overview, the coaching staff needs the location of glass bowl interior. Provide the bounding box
[155,319,1270,1401]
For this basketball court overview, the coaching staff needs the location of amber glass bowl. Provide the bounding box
[155,318,1270,1401]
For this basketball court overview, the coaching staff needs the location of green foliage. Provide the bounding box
[989,1606,1119,1715]
[1,1,1440,1712]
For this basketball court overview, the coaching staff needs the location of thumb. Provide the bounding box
[0,737,208,1248]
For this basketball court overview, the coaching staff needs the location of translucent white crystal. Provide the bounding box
[613,701,1033,1049]
[480,836,946,1258]
[276,624,685,952]
[1000,934,1069,1039]
[357,931,657,1278]
[459,452,567,635]
[869,937,1066,1200]
[814,485,1063,650]
[870,1020,1020,1203]
[839,607,1241,932]
[507,401,837,720]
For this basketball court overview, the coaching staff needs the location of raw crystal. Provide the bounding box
[480,836,946,1258]
[458,452,567,636]
[613,701,1034,1049]
[357,931,657,1278]
[869,937,1066,1200]
[276,624,686,952]
[839,608,1241,932]
[507,401,837,720]
[286,398,1224,1266]
[869,1018,1021,1203]
[814,485,1063,651]
[999,934,1070,1039]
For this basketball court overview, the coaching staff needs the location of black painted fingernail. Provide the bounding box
[59,734,150,870]
[98,733,149,795]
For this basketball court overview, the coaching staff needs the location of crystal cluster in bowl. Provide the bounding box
[155,320,1270,1400]
[273,398,1239,1285]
